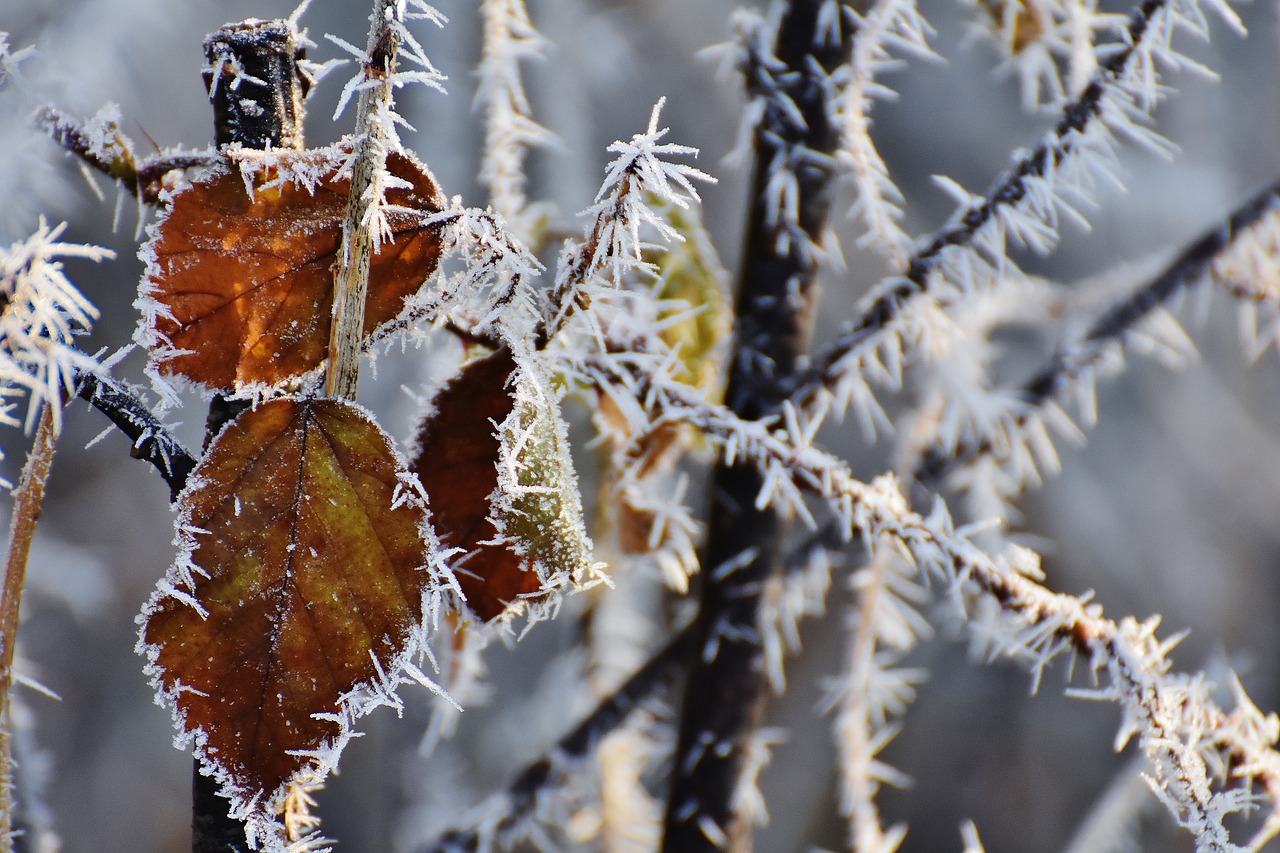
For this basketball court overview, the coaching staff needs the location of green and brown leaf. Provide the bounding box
[413,348,598,622]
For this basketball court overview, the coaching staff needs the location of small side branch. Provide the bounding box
[477,0,548,229]
[36,106,218,205]
[75,372,195,500]
[792,0,1195,410]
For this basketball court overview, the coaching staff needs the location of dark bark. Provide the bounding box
[661,4,854,851]
[203,19,311,151]
[75,372,195,500]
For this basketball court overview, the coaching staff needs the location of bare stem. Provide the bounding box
[0,403,58,851]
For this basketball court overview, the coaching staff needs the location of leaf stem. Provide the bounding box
[0,403,58,852]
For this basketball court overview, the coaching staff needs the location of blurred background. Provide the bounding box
[3,0,1280,850]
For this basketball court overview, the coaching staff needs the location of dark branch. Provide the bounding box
[192,16,312,852]
[662,4,853,850]
[75,371,195,501]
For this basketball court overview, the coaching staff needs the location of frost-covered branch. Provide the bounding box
[591,350,1280,852]
[476,0,549,230]
[404,200,542,343]
[326,0,446,399]
[664,3,856,847]
[37,106,217,206]
[75,371,196,501]
[794,0,1243,416]
[0,404,56,853]
[920,174,1280,495]
[831,0,936,266]
[0,221,106,432]
[537,99,711,349]
[0,223,106,853]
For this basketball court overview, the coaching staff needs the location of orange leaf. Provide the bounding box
[139,147,445,391]
[140,397,446,813]
[412,349,534,621]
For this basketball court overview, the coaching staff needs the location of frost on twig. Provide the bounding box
[829,542,928,853]
[968,0,1114,110]
[203,17,313,151]
[588,324,1280,850]
[0,34,33,93]
[921,176,1280,508]
[831,0,936,266]
[477,0,551,234]
[75,371,196,501]
[796,0,1245,425]
[326,0,447,399]
[664,3,860,847]
[539,98,712,348]
[403,200,543,345]
[38,105,219,207]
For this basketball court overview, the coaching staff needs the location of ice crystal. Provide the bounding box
[0,220,107,430]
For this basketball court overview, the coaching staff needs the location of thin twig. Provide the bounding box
[0,403,57,853]
[419,622,696,852]
[607,353,1280,851]
[36,106,218,205]
[75,372,195,500]
[477,0,545,229]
